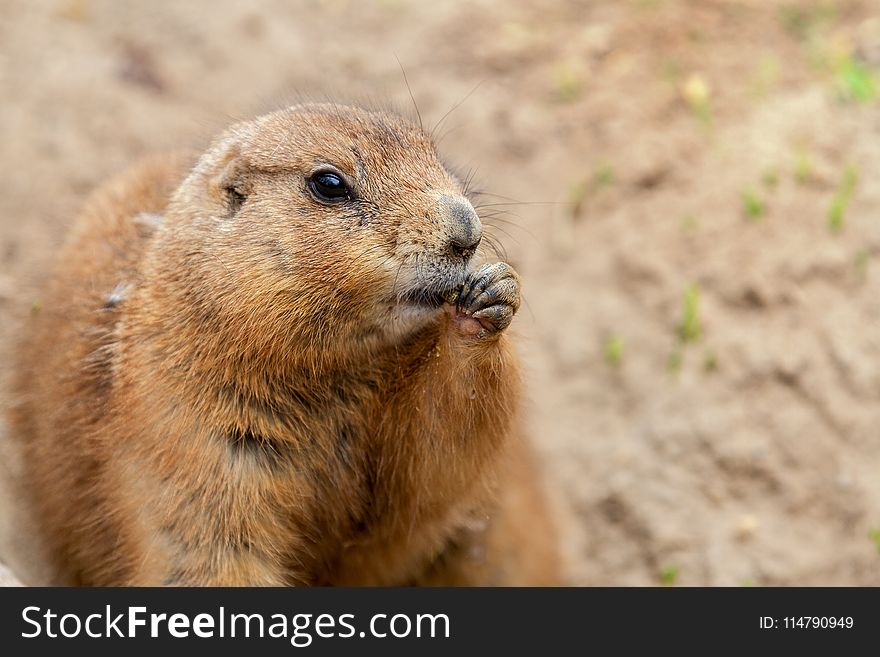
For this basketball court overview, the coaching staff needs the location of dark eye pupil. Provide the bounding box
[310,171,349,201]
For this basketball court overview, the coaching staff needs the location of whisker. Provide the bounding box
[395,54,423,131]
[430,80,485,141]
[478,234,507,260]
[483,224,521,247]
[462,168,480,198]
[434,120,472,148]
[468,191,529,203]
[479,209,525,223]
[480,212,524,225]
[472,201,560,209]
[520,292,536,326]
[485,220,536,242]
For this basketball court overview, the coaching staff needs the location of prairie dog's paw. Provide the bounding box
[447,262,521,338]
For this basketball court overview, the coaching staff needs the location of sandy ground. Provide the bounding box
[2,0,880,586]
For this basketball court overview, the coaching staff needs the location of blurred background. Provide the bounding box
[2,0,880,585]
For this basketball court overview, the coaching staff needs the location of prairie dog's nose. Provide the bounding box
[439,195,482,259]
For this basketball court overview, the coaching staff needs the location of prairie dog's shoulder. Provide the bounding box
[22,153,194,400]
[57,153,195,283]
[35,153,194,335]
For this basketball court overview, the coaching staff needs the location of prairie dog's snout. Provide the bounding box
[438,194,482,260]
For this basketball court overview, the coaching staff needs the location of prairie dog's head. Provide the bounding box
[164,103,483,344]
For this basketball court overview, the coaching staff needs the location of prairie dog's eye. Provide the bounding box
[308,169,351,202]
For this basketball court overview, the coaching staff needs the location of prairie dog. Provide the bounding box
[13,103,558,585]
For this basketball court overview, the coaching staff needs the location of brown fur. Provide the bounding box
[12,104,558,586]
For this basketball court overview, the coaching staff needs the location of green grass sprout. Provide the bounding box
[660,566,679,586]
[604,335,624,367]
[742,188,766,221]
[828,165,858,233]
[679,284,702,343]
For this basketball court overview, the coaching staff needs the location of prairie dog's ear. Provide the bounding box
[210,144,251,217]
